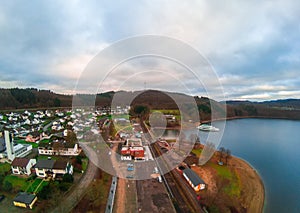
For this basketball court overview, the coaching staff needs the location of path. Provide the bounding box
[51,142,98,213]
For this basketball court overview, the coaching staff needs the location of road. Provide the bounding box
[51,142,99,213]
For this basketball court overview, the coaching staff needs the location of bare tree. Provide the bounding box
[225,149,231,165]
[218,147,226,163]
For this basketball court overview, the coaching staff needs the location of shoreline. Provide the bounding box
[202,115,300,123]
[228,156,265,213]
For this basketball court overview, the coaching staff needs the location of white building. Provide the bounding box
[34,159,73,179]
[0,130,33,161]
[11,158,36,176]
[38,143,81,156]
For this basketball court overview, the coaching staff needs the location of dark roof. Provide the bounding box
[34,159,55,169]
[13,192,36,204]
[11,158,30,167]
[53,161,67,170]
[183,168,205,186]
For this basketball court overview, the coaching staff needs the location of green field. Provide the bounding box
[209,162,241,197]
[26,178,49,193]
[39,138,51,143]
[0,163,11,174]
[191,148,202,157]
[14,138,39,148]
[4,175,28,191]
[82,158,88,171]
[151,109,180,115]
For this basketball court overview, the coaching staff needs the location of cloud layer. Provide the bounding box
[0,0,300,101]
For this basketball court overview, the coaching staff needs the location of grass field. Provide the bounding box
[14,138,39,148]
[151,109,180,115]
[82,158,88,171]
[191,148,202,157]
[39,138,51,143]
[209,162,241,197]
[0,163,11,174]
[4,175,28,191]
[26,178,49,193]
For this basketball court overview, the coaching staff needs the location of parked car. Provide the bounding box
[127,166,134,171]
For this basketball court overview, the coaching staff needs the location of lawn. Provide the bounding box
[39,138,50,143]
[209,162,241,198]
[26,178,49,193]
[151,109,180,115]
[4,175,28,191]
[82,158,88,171]
[191,148,202,157]
[210,162,233,179]
[0,163,11,174]
[14,138,39,148]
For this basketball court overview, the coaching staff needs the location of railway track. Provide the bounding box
[140,121,203,213]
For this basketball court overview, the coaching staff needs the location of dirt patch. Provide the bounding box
[191,165,217,195]
[190,154,264,213]
[113,178,126,213]
[230,157,264,213]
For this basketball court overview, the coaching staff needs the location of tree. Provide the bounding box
[38,184,51,200]
[52,142,64,155]
[53,98,61,107]
[218,147,226,163]
[225,149,231,165]
[58,182,70,191]
[62,173,74,183]
[130,105,150,119]
[2,180,12,192]
[65,130,78,145]
[76,155,82,165]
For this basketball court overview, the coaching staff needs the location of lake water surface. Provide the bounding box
[165,119,300,213]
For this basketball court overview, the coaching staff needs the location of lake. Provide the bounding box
[165,118,300,213]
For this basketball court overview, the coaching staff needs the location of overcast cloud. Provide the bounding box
[0,0,300,101]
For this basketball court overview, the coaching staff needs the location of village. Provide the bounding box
[0,106,261,213]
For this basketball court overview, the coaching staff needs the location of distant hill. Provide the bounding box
[0,88,72,109]
[226,99,300,120]
[1,88,300,121]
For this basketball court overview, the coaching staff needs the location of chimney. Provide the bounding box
[4,130,15,161]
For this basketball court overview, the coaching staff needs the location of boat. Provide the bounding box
[197,124,219,132]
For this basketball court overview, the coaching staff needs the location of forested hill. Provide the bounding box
[1,88,300,121]
[0,88,72,109]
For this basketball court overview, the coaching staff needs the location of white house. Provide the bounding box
[34,159,73,179]
[182,168,206,191]
[11,158,36,176]
[38,143,81,156]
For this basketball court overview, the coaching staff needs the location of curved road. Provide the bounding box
[51,142,99,213]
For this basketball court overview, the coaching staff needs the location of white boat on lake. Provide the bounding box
[197,124,219,132]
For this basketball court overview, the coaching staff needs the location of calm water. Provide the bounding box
[165,119,300,213]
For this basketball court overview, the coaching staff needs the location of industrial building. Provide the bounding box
[0,130,32,161]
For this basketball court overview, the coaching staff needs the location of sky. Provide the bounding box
[0,0,300,101]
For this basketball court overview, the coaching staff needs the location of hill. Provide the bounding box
[1,88,300,121]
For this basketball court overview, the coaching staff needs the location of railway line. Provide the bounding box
[140,121,203,213]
